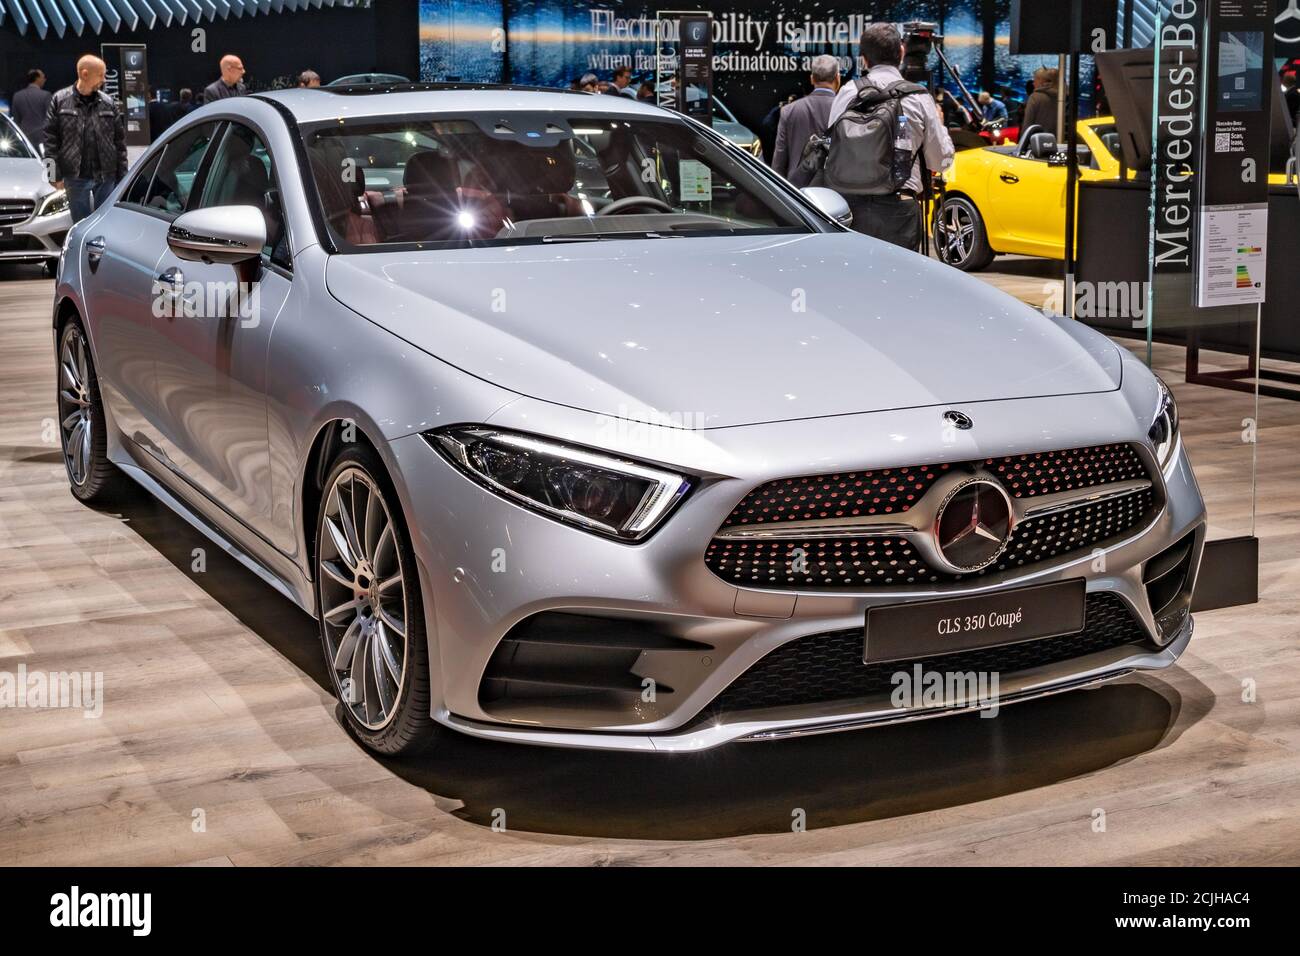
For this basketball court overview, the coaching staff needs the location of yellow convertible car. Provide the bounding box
[932,117,1122,271]
[934,117,1294,271]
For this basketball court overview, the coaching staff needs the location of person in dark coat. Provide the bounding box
[202,55,247,103]
[44,55,127,222]
[11,69,52,151]
[1022,67,1063,138]
[771,55,841,186]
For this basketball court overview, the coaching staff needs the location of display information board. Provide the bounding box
[100,43,150,149]
[1195,0,1274,308]
[676,12,714,125]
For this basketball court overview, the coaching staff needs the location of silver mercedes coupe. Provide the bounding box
[52,85,1206,755]
[1,111,71,274]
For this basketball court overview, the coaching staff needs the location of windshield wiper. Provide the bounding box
[536,232,687,244]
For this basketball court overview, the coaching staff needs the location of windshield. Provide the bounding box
[302,111,816,250]
[0,115,35,159]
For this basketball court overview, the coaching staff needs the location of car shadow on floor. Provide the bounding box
[111,492,328,687]
[384,680,1188,840]
[111,487,1207,842]
[979,255,1065,279]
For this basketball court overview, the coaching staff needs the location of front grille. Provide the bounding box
[0,199,35,226]
[719,443,1148,530]
[705,444,1156,589]
[708,591,1147,714]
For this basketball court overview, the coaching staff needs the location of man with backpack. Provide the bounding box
[822,22,954,251]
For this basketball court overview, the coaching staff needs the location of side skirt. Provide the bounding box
[114,457,317,617]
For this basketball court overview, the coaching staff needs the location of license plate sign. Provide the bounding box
[864,579,1087,664]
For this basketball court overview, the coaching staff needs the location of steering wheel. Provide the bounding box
[1016,124,1043,158]
[596,196,674,217]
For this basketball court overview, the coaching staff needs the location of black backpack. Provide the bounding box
[821,77,928,196]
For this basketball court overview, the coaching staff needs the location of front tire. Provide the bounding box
[57,318,130,503]
[934,196,995,272]
[315,445,439,756]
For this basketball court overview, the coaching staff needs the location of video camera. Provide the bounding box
[901,19,990,132]
[902,21,941,88]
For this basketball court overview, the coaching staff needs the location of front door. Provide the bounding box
[84,122,220,453]
[993,152,1067,255]
[150,122,293,534]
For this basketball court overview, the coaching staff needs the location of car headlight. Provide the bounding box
[1149,376,1180,471]
[36,189,68,218]
[428,426,692,541]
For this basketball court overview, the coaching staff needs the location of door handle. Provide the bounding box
[86,235,105,270]
[999,172,1020,184]
[155,266,185,311]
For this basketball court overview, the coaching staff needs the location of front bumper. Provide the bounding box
[386,389,1206,753]
[1,207,70,262]
[440,618,1193,752]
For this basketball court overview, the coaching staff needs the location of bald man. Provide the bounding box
[203,54,247,103]
[45,54,127,222]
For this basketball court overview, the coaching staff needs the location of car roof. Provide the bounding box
[258,84,674,125]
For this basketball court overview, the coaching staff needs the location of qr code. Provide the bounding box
[1214,132,1231,153]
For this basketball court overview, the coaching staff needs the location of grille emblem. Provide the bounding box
[942,410,973,430]
[934,478,1014,572]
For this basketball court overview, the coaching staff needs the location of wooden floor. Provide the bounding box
[1,259,1297,866]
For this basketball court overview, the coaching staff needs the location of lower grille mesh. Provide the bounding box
[707,591,1147,714]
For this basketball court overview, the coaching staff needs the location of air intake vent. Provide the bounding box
[479,612,711,709]
[1144,531,1196,641]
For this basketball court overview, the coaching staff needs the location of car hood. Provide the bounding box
[714,121,754,145]
[0,158,55,200]
[325,232,1121,429]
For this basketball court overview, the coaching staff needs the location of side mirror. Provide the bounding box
[167,205,266,264]
[800,186,853,226]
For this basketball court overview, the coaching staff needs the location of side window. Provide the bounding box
[197,123,289,268]
[143,121,220,216]
[121,150,162,207]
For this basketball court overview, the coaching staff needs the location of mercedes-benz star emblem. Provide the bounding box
[1278,0,1300,45]
[942,410,973,430]
[934,478,1014,572]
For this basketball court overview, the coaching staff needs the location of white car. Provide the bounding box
[0,112,71,274]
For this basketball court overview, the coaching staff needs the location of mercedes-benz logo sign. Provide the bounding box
[934,478,1014,573]
[942,410,973,430]
[1278,0,1300,45]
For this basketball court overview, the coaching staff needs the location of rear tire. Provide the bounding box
[57,318,131,503]
[315,444,440,756]
[934,196,995,272]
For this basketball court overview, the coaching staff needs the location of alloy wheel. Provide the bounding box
[939,201,975,265]
[58,325,93,487]
[319,467,409,731]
